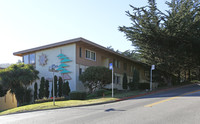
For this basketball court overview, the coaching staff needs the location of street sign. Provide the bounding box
[109,63,113,70]
[151,65,155,70]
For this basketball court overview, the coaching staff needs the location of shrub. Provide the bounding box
[45,80,49,98]
[39,77,45,99]
[63,81,71,97]
[128,82,135,90]
[79,66,112,93]
[139,83,150,90]
[122,73,128,90]
[58,77,63,97]
[34,82,38,100]
[35,97,67,103]
[96,89,107,97]
[69,91,87,100]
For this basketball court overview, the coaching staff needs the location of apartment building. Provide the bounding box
[13,37,149,94]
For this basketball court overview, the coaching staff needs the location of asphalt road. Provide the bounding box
[1,84,200,124]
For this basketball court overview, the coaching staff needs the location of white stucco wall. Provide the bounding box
[34,43,77,93]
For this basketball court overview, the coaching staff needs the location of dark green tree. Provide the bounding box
[133,69,140,89]
[63,81,71,97]
[122,73,128,90]
[34,82,38,100]
[51,75,58,97]
[45,80,49,98]
[122,50,144,62]
[119,0,200,85]
[39,77,45,99]
[58,77,63,97]
[0,63,39,105]
[79,66,112,93]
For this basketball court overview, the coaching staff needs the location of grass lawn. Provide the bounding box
[0,98,118,116]
[0,84,188,116]
[0,88,164,116]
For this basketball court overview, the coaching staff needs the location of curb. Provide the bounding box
[116,83,196,101]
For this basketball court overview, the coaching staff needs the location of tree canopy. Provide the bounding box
[79,66,112,93]
[119,0,200,84]
[0,63,39,105]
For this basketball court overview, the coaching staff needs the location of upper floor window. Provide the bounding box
[23,55,29,64]
[30,54,35,64]
[113,59,120,68]
[79,47,82,58]
[86,49,96,61]
[23,53,36,65]
[124,63,127,71]
[131,65,135,72]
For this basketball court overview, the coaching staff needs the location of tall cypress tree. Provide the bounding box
[45,80,49,98]
[34,82,38,100]
[39,77,45,99]
[133,69,140,89]
[119,0,200,84]
[122,73,128,90]
[63,81,71,97]
[58,77,63,97]
[51,75,58,97]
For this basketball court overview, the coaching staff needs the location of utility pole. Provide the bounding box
[109,63,114,98]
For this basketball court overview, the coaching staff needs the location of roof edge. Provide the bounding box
[13,37,147,66]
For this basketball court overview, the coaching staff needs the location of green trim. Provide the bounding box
[56,68,65,71]
[58,63,69,67]
[61,59,71,63]
[61,69,71,73]
[59,56,68,59]
[57,54,65,57]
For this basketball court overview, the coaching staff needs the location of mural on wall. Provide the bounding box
[39,53,48,66]
[57,53,72,80]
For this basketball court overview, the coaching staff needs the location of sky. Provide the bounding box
[0,0,169,64]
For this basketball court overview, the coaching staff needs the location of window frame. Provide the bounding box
[124,63,127,71]
[85,49,96,61]
[79,47,82,58]
[23,53,36,65]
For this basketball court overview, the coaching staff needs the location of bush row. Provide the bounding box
[69,91,87,100]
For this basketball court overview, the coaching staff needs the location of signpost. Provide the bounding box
[109,63,114,98]
[49,64,58,106]
[150,65,155,91]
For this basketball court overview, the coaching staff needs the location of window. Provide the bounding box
[113,59,115,67]
[30,54,35,64]
[23,55,29,64]
[131,65,135,72]
[79,68,82,75]
[124,63,127,70]
[91,52,95,60]
[114,75,120,84]
[116,76,120,84]
[85,50,96,61]
[144,70,149,77]
[86,50,90,59]
[23,53,36,64]
[79,47,82,58]
[114,59,120,68]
